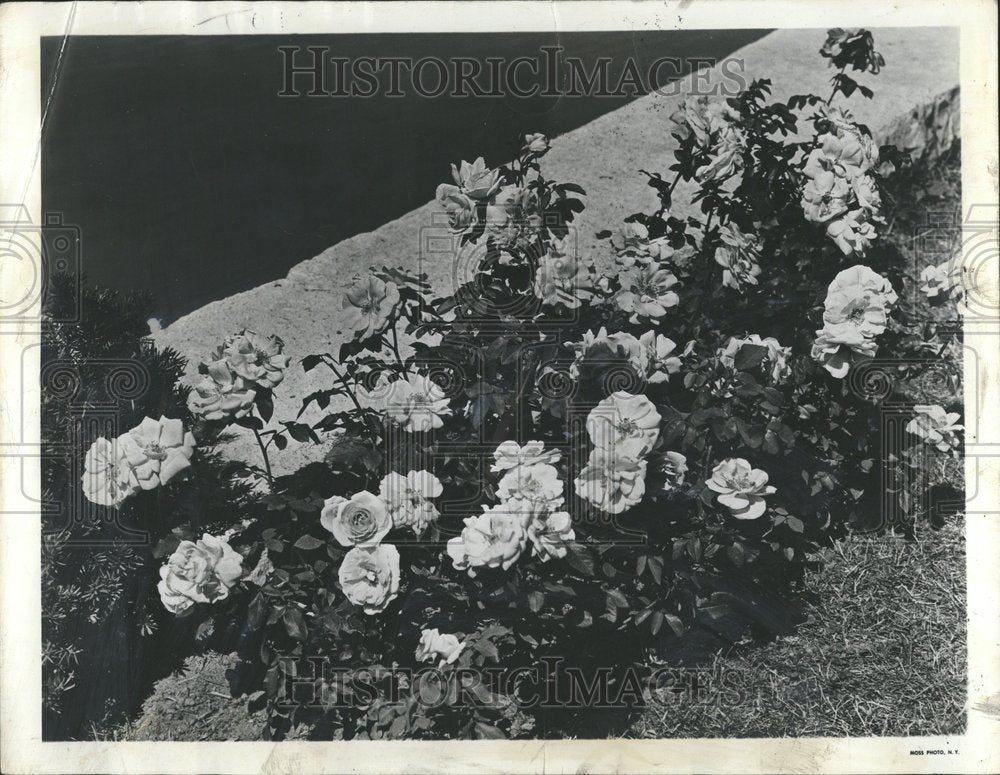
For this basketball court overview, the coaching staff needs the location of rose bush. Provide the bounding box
[96,29,963,741]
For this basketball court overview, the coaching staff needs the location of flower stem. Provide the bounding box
[252,426,274,488]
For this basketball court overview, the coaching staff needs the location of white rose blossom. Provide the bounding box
[187,359,257,421]
[614,265,681,323]
[320,490,392,547]
[215,329,291,389]
[706,458,776,520]
[416,629,466,667]
[378,470,442,533]
[81,437,140,507]
[533,240,595,309]
[446,506,527,577]
[158,533,244,615]
[365,372,452,432]
[118,416,196,492]
[574,446,648,515]
[342,274,401,340]
[339,544,401,614]
[639,331,682,383]
[586,391,661,457]
[920,261,962,302]
[496,462,564,514]
[906,405,963,456]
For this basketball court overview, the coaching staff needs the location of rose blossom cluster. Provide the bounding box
[187,329,289,421]
[447,442,575,576]
[800,107,883,256]
[906,404,963,458]
[321,489,404,614]
[672,95,746,184]
[575,392,661,514]
[435,137,550,253]
[811,264,897,378]
[158,533,244,614]
[82,416,196,507]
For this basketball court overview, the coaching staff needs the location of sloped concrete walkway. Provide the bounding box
[154,28,959,474]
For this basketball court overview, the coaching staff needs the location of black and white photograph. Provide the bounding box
[1,2,998,773]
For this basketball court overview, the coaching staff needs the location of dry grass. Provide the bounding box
[631,520,966,738]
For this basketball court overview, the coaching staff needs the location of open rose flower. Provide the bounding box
[81,437,140,507]
[119,416,196,491]
[435,184,475,233]
[810,322,879,378]
[416,628,466,667]
[526,510,575,561]
[187,360,257,421]
[715,223,762,292]
[906,405,963,456]
[822,265,897,336]
[366,372,452,432]
[339,544,400,614]
[718,334,792,384]
[801,161,851,224]
[639,331,682,383]
[450,156,501,200]
[379,470,442,533]
[497,462,564,514]
[920,261,961,302]
[706,458,776,520]
[446,506,526,577]
[491,440,561,473]
[215,330,290,390]
[586,391,661,457]
[343,274,400,340]
[321,490,392,547]
[661,451,688,494]
[574,446,648,515]
[158,533,244,615]
[615,265,680,322]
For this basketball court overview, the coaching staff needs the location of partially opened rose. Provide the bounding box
[415,628,466,667]
[321,490,392,546]
[343,274,400,340]
[158,533,244,615]
[522,133,550,154]
[714,223,762,292]
[338,544,400,614]
[81,436,139,507]
[661,451,688,493]
[119,416,196,491]
[639,331,681,383]
[450,156,501,200]
[706,458,775,520]
[435,184,475,233]
[920,261,961,302]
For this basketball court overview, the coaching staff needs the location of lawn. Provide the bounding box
[631,520,966,738]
